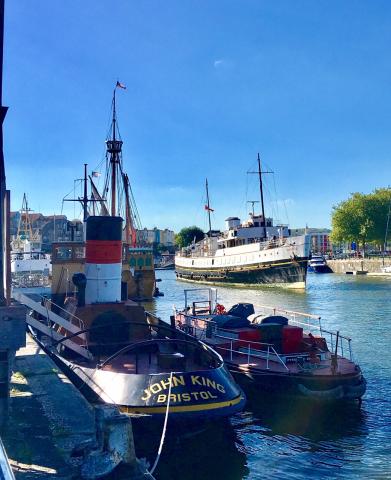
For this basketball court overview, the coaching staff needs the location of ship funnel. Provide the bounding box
[84,216,123,304]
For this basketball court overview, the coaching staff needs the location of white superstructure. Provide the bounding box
[175,213,310,288]
[11,239,51,274]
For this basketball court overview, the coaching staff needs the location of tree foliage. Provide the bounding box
[175,226,204,248]
[331,188,391,247]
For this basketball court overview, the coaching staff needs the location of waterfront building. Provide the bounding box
[10,211,84,250]
[290,228,332,255]
[310,231,331,254]
[136,227,175,247]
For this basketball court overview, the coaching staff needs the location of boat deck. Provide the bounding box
[197,336,357,376]
[100,351,213,375]
[72,342,216,375]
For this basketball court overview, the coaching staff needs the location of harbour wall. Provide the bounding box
[2,333,148,479]
[327,258,391,274]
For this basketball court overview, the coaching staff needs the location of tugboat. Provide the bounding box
[175,157,311,289]
[59,83,156,301]
[16,215,245,419]
[174,288,366,402]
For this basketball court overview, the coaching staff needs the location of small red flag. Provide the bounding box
[116,81,126,90]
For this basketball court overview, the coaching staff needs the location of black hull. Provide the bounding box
[176,258,308,287]
[38,342,245,420]
[228,363,366,401]
[308,265,333,274]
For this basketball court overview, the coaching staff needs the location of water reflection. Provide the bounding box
[131,272,391,479]
[118,419,249,480]
[155,421,249,480]
[232,394,368,479]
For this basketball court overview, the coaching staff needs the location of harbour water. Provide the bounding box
[136,271,391,480]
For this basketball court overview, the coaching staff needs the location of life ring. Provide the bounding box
[215,303,226,315]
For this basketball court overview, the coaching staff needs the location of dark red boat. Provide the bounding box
[174,288,366,402]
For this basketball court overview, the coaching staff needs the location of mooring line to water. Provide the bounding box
[149,370,173,476]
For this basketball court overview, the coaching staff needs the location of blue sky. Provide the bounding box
[4,0,391,232]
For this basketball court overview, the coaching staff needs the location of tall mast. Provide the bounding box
[257,153,267,239]
[123,173,137,247]
[0,0,7,304]
[384,189,391,254]
[206,178,212,235]
[105,86,123,217]
[111,89,117,216]
[83,163,88,222]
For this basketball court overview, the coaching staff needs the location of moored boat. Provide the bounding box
[174,288,366,402]
[17,216,245,420]
[308,254,332,273]
[175,156,310,289]
[11,194,51,287]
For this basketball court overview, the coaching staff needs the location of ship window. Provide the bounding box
[145,256,152,266]
[55,246,72,260]
[212,260,214,265]
[129,257,136,267]
[137,257,144,267]
[192,260,194,265]
[74,247,85,259]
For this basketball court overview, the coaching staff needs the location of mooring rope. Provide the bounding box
[149,371,173,476]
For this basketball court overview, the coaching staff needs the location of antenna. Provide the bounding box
[247,153,273,238]
[246,200,259,217]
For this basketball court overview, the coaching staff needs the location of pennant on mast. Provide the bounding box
[116,81,126,90]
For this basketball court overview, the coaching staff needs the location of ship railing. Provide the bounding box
[252,304,322,331]
[183,288,217,314]
[177,313,289,370]
[13,291,89,350]
[38,295,87,345]
[175,313,216,341]
[214,333,290,371]
[322,330,353,361]
[252,304,353,361]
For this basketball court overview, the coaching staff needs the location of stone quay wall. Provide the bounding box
[327,258,391,274]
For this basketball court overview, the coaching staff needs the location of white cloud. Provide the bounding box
[213,58,234,69]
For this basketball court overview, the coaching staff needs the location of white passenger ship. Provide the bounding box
[175,213,310,288]
[176,154,310,288]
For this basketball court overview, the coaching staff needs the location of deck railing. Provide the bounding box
[252,304,353,361]
[177,308,353,365]
[177,314,289,370]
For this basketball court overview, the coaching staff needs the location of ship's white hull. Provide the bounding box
[175,235,310,288]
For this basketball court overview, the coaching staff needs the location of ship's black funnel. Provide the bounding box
[72,272,87,307]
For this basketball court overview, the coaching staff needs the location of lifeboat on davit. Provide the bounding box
[27,216,245,420]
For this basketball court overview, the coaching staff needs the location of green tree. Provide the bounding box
[175,226,204,248]
[331,188,391,252]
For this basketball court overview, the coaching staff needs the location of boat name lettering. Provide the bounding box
[141,375,225,400]
[156,391,219,403]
